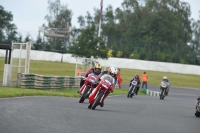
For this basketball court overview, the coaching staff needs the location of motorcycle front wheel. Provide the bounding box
[79,86,89,103]
[195,108,200,117]
[91,91,104,110]
[127,86,133,98]
[160,89,164,100]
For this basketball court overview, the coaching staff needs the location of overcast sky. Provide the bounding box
[1,0,200,40]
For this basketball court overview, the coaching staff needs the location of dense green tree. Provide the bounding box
[0,5,18,44]
[32,33,43,50]
[24,34,31,43]
[98,0,194,64]
[69,24,108,59]
[190,15,200,65]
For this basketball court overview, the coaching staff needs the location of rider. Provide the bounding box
[162,76,170,96]
[93,67,118,107]
[78,63,102,93]
[129,74,141,95]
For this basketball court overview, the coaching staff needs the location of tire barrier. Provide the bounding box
[146,89,160,97]
[20,73,81,90]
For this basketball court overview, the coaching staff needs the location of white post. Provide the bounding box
[97,0,103,47]
[75,58,78,77]
[150,91,153,96]
[25,42,31,73]
[98,17,102,38]
[98,0,103,37]
[146,89,150,95]
[18,43,22,73]
[2,64,9,86]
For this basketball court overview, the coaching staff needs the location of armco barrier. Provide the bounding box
[20,73,81,89]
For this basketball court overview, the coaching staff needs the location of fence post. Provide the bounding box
[17,73,22,87]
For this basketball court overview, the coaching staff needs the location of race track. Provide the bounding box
[0,87,199,133]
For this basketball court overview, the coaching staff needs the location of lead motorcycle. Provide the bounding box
[195,97,200,117]
[79,74,99,103]
[127,79,139,98]
[159,81,168,100]
[88,74,114,110]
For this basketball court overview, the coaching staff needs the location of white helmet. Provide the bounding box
[108,67,118,77]
[163,76,168,80]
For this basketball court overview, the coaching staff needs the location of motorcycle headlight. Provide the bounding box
[89,79,95,83]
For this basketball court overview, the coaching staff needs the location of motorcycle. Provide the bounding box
[88,74,114,110]
[195,99,200,117]
[159,81,168,100]
[127,79,139,98]
[79,74,99,103]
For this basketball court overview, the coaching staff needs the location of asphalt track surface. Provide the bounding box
[0,86,199,133]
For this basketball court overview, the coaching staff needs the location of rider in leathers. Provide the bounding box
[162,76,170,96]
[129,74,141,95]
[78,63,102,93]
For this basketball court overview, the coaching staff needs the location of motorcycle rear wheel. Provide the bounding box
[127,86,133,98]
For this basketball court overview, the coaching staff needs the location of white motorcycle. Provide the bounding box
[159,81,169,100]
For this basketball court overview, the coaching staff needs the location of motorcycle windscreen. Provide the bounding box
[100,74,115,85]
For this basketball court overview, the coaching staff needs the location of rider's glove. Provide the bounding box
[82,76,86,80]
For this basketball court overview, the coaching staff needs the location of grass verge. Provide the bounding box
[0,87,146,98]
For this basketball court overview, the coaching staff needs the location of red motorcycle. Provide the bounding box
[88,74,115,110]
[79,74,99,103]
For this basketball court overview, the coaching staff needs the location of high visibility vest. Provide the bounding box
[142,74,148,82]
[77,69,82,76]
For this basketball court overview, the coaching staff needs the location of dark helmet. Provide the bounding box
[197,96,200,101]
[135,74,139,80]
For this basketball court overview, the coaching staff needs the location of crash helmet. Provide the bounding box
[108,67,118,78]
[135,74,139,80]
[163,76,167,80]
[163,76,168,81]
[94,63,102,74]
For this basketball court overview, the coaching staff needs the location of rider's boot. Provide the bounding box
[100,102,104,107]
[135,87,139,95]
[165,89,168,96]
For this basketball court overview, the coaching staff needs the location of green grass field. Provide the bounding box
[0,57,200,88]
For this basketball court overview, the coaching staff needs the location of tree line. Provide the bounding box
[0,0,200,65]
